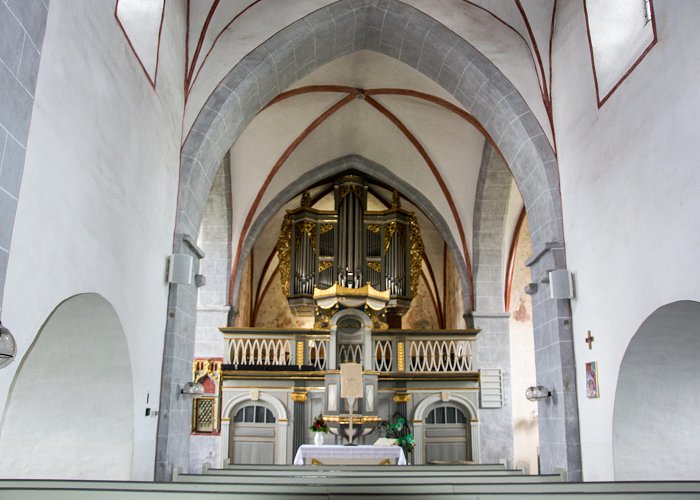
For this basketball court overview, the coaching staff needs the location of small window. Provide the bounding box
[643,0,652,24]
[426,405,467,425]
[234,404,276,423]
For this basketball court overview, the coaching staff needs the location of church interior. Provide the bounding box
[0,0,699,494]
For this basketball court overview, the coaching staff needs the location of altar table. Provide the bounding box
[293,444,407,465]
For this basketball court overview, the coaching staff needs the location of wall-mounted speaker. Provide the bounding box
[168,254,193,284]
[549,269,574,299]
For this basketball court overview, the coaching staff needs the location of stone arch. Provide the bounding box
[0,293,133,479]
[231,154,470,312]
[163,0,578,479]
[412,392,479,464]
[613,300,700,480]
[221,392,289,465]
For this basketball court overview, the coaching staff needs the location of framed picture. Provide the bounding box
[586,361,599,398]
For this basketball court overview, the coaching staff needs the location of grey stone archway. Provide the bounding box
[229,154,471,316]
[158,0,579,480]
[471,142,516,465]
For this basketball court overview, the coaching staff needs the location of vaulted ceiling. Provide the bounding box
[175,0,552,308]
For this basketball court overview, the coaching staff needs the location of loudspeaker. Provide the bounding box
[168,254,193,284]
[548,269,574,299]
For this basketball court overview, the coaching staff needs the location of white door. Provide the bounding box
[230,404,276,464]
[424,404,471,464]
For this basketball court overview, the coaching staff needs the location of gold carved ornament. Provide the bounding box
[320,223,334,234]
[277,215,292,296]
[295,221,318,254]
[318,261,333,272]
[409,215,424,298]
[338,184,364,202]
[367,224,381,234]
[367,262,381,273]
[383,221,397,253]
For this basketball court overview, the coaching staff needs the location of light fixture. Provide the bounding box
[0,322,16,369]
[181,381,205,395]
[525,385,551,401]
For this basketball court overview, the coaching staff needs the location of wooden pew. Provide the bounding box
[2,479,700,499]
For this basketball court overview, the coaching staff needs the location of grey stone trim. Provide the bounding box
[180,233,206,259]
[230,154,470,313]
[168,0,576,478]
[471,143,515,468]
[469,311,510,319]
[0,0,49,316]
[525,243,581,481]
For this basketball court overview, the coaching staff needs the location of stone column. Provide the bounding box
[291,389,307,456]
[526,243,581,481]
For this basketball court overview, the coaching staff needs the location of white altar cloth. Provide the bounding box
[293,444,407,465]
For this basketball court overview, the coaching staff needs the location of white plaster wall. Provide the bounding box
[0,0,185,480]
[552,0,700,481]
[0,294,133,479]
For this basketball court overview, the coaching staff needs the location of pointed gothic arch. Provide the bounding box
[160,0,579,480]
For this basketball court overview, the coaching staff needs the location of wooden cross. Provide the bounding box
[585,330,594,350]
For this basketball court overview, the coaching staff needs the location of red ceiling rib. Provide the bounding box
[185,0,221,91]
[228,91,359,303]
[504,206,526,312]
[422,254,445,328]
[362,94,475,310]
[186,0,266,96]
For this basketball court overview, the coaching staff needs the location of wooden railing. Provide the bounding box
[221,328,478,376]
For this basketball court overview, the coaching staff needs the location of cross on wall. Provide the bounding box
[585,330,594,350]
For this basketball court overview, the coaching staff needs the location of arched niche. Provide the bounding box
[221,392,288,465]
[613,300,700,480]
[412,392,479,465]
[0,293,134,479]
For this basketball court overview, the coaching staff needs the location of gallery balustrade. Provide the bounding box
[222,328,477,376]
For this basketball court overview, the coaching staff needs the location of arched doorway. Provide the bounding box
[229,401,278,465]
[0,294,133,479]
[613,300,700,480]
[221,392,289,465]
[424,402,473,464]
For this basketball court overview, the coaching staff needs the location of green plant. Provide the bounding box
[384,416,415,453]
[309,414,329,433]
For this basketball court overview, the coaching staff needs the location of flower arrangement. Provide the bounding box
[309,414,329,433]
[384,416,415,453]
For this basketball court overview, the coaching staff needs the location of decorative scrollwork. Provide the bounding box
[391,191,401,209]
[338,184,364,201]
[320,223,334,234]
[277,215,292,296]
[384,221,397,252]
[319,261,333,272]
[295,221,318,254]
[409,215,424,298]
[367,261,381,272]
[367,224,381,234]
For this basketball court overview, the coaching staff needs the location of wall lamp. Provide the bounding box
[0,322,16,369]
[181,381,205,395]
[525,385,552,401]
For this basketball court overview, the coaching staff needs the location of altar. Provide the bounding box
[293,445,407,465]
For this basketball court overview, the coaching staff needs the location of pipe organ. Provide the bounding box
[277,176,423,323]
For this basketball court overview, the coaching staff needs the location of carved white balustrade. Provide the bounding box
[373,339,393,372]
[222,328,477,375]
[308,339,328,370]
[409,339,473,372]
[228,337,292,367]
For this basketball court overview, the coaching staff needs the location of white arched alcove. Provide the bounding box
[613,300,700,480]
[221,392,288,465]
[412,393,479,465]
[0,294,134,479]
